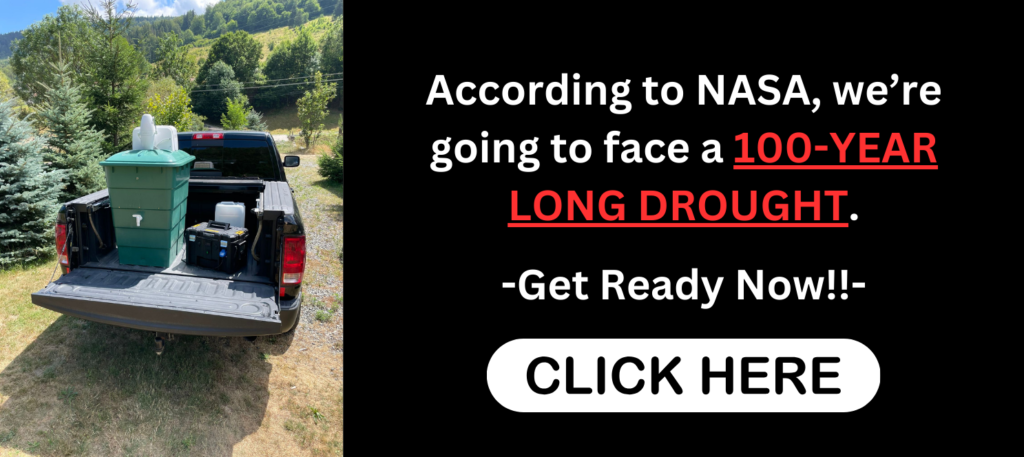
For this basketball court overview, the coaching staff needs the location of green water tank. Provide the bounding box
[100,149,196,267]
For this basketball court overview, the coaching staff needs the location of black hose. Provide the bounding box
[251,218,263,262]
[88,210,106,249]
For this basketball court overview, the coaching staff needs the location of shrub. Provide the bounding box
[317,135,343,182]
[221,96,250,130]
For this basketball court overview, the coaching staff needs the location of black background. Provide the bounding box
[348,4,988,453]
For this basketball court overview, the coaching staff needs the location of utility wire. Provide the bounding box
[190,77,343,92]
[193,72,343,88]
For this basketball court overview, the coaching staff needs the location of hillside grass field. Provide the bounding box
[261,106,342,135]
[187,16,338,66]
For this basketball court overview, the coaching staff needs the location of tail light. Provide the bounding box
[55,222,69,266]
[282,235,306,286]
[193,133,223,140]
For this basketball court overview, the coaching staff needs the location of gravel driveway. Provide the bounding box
[283,152,344,352]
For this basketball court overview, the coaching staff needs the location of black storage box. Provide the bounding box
[184,221,248,273]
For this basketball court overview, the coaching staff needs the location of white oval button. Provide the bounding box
[487,339,880,412]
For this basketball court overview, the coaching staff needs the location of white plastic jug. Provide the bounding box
[132,114,179,151]
[215,202,246,229]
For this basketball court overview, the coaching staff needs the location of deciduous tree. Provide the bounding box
[196,31,262,85]
[155,33,199,91]
[296,71,336,148]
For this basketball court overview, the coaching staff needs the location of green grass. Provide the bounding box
[314,309,333,323]
[260,105,343,135]
[58,387,78,403]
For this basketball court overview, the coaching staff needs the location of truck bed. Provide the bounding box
[85,245,272,284]
[33,267,281,336]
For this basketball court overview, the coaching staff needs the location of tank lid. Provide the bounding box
[99,149,196,168]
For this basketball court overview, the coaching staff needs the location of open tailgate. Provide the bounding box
[32,268,282,336]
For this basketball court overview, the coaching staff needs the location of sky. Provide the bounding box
[1,0,223,34]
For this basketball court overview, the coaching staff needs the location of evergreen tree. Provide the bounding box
[84,0,150,153]
[36,59,107,203]
[245,109,268,132]
[0,98,67,267]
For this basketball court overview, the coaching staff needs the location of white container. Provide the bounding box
[215,202,246,229]
[132,115,179,151]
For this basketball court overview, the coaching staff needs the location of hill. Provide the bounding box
[186,15,337,65]
[0,31,23,60]
[127,0,343,60]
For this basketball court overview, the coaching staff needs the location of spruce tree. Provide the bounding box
[36,59,107,203]
[84,0,149,153]
[0,98,67,267]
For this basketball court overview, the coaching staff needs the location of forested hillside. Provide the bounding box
[127,0,342,60]
[0,31,22,59]
[6,0,342,118]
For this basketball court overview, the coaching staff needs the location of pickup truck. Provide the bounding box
[31,131,306,338]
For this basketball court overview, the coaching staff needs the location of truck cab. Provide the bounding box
[31,131,306,337]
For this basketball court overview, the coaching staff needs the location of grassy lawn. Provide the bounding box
[261,107,343,136]
[0,145,344,456]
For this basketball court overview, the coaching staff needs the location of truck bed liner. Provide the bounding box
[85,246,271,284]
[32,268,282,336]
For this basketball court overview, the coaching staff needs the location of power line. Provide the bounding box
[190,77,343,92]
[193,72,343,88]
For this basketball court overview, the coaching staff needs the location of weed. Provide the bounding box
[315,309,332,322]
[308,406,325,422]
[284,419,306,433]
[261,352,270,361]
[175,433,197,453]
[59,387,78,403]
[308,296,323,308]
[0,429,15,444]
[41,365,56,381]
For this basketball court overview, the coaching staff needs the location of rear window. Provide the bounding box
[182,139,280,180]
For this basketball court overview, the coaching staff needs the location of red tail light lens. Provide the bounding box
[55,223,69,265]
[192,133,223,140]
[282,235,306,285]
